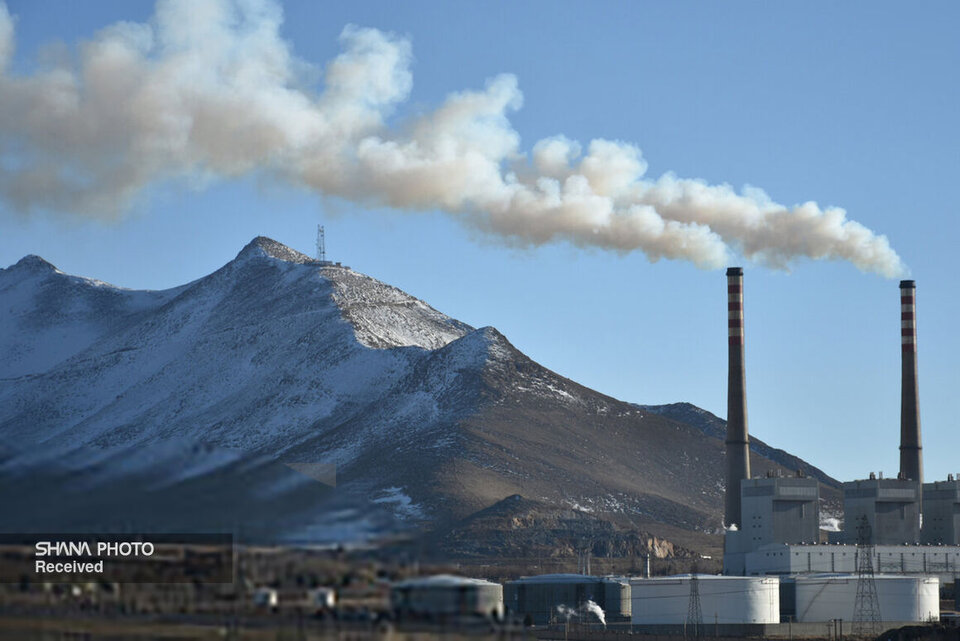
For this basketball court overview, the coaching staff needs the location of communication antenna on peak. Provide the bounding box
[316,225,326,263]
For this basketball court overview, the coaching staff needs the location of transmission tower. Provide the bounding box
[316,225,326,263]
[686,571,703,638]
[853,515,882,636]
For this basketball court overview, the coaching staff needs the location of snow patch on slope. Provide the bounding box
[325,267,472,350]
[373,486,425,521]
[0,257,181,378]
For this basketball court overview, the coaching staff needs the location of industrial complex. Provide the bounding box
[723,271,960,584]
[376,269,958,633]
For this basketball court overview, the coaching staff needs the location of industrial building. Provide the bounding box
[630,575,780,625]
[743,543,960,583]
[721,271,960,577]
[724,476,820,575]
[922,477,960,545]
[503,574,630,625]
[390,575,503,621]
[841,477,921,544]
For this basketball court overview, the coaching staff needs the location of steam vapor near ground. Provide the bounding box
[584,600,607,627]
[0,0,905,276]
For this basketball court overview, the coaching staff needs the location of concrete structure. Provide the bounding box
[724,475,820,575]
[842,477,921,544]
[741,477,820,547]
[725,267,751,529]
[793,574,938,624]
[743,543,960,583]
[630,575,779,625]
[899,280,923,485]
[504,574,630,625]
[923,478,960,545]
[390,575,503,621]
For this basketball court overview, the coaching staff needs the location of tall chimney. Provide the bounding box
[899,280,922,483]
[725,267,751,528]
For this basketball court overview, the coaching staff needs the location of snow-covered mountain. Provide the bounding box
[0,237,833,549]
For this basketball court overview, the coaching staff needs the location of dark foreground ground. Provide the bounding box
[1,614,959,641]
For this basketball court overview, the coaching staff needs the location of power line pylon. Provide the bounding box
[686,570,703,639]
[853,515,882,636]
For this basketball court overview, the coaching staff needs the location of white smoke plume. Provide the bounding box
[0,0,906,277]
[555,601,606,626]
[583,600,607,626]
[555,604,577,621]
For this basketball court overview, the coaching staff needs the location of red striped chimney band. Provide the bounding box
[900,280,916,352]
[727,267,744,346]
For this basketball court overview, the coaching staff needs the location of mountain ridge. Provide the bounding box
[0,237,836,555]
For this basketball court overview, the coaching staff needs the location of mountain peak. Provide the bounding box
[10,254,58,273]
[237,236,318,265]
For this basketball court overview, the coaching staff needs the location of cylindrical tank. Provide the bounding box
[504,574,631,625]
[794,574,939,623]
[308,587,336,611]
[252,587,278,610]
[390,575,502,621]
[630,575,779,624]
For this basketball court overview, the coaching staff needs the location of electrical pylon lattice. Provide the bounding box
[686,572,703,638]
[853,515,882,636]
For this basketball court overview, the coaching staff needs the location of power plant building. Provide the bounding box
[742,477,820,547]
[503,574,630,625]
[841,477,921,544]
[720,272,960,578]
[742,543,960,583]
[921,477,960,545]
[724,476,820,575]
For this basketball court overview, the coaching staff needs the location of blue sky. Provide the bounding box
[1,0,958,483]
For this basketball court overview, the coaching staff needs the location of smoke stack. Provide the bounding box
[899,280,923,483]
[725,267,751,528]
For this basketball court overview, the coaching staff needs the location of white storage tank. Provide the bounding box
[252,587,278,610]
[630,575,779,624]
[307,587,336,612]
[391,575,503,621]
[504,574,631,625]
[794,574,939,623]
